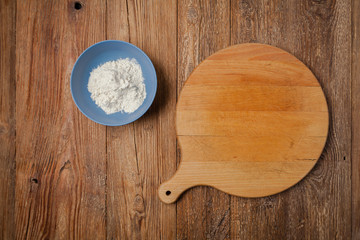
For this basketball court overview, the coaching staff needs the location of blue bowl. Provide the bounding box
[71,40,157,126]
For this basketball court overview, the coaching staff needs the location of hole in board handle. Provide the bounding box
[166,190,171,196]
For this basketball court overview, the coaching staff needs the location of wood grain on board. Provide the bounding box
[352,0,360,238]
[176,0,231,239]
[159,43,328,204]
[15,1,107,239]
[0,0,16,239]
[106,0,177,239]
[230,0,351,239]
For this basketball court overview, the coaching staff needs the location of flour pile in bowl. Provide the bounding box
[87,58,146,114]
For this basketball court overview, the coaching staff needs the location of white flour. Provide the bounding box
[88,58,146,114]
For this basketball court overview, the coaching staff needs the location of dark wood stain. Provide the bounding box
[0,0,357,239]
[0,0,16,239]
[352,0,360,239]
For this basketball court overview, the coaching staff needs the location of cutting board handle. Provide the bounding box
[158,172,197,204]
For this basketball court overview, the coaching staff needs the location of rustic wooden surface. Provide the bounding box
[0,0,358,239]
[352,0,360,239]
[0,0,16,239]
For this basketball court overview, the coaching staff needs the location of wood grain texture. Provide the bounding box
[106,0,177,239]
[176,0,231,239]
[0,0,357,239]
[231,0,351,239]
[15,1,107,239]
[0,0,16,239]
[352,0,360,238]
[159,44,328,203]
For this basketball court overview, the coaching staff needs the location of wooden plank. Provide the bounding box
[15,1,107,239]
[177,111,328,137]
[105,1,133,238]
[231,0,352,239]
[106,0,177,239]
[187,61,320,87]
[352,0,360,238]
[0,0,16,239]
[178,85,327,112]
[178,135,327,162]
[177,0,231,239]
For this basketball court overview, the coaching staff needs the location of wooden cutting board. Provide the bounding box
[158,43,329,204]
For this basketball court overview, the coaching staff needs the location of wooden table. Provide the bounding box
[0,0,359,239]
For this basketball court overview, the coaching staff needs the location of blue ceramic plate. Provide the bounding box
[71,40,157,126]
